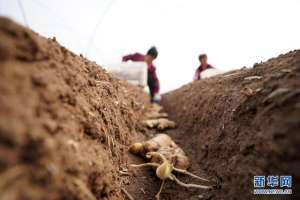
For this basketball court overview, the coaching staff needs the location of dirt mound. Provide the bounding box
[162,51,300,199]
[0,17,150,200]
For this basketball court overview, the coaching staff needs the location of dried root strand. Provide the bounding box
[173,167,210,182]
[170,174,212,190]
[121,188,134,200]
[130,163,160,168]
[155,180,165,200]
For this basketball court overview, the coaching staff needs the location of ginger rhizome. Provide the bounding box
[130,134,213,200]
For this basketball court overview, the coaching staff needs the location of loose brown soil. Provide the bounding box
[1,17,300,200]
[0,17,150,200]
[161,51,300,199]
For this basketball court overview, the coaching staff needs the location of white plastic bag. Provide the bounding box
[105,62,148,87]
[200,68,224,79]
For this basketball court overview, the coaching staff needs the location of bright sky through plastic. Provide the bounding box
[1,0,300,92]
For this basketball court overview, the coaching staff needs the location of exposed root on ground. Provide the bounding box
[131,152,213,200]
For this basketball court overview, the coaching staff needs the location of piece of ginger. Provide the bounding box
[142,119,176,130]
[130,152,212,200]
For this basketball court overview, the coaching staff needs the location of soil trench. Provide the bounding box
[126,52,300,199]
[0,17,300,200]
[160,52,300,200]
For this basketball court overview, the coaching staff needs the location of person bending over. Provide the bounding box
[123,46,160,102]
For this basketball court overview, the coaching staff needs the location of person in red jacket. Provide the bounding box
[122,47,160,102]
[194,54,214,80]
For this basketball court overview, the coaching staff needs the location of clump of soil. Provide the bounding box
[0,17,149,200]
[161,50,300,199]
